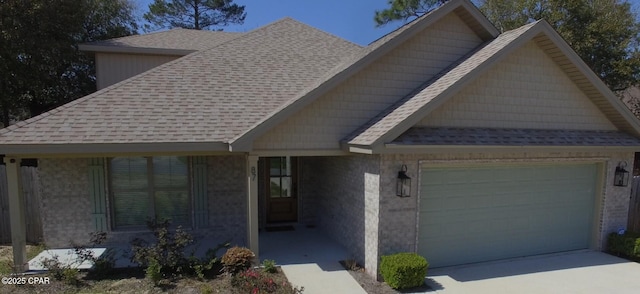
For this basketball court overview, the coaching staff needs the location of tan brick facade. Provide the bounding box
[38,155,248,248]
[37,151,634,280]
[306,155,382,277]
[39,158,93,247]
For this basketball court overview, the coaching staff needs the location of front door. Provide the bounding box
[266,157,298,223]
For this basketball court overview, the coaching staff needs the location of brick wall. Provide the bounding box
[205,155,247,244]
[38,155,248,248]
[600,154,635,249]
[39,158,93,247]
[313,155,381,276]
[298,157,320,225]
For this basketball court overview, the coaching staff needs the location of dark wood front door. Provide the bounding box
[266,157,298,223]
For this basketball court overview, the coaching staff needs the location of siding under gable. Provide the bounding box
[417,40,617,131]
[96,53,179,90]
[253,12,484,151]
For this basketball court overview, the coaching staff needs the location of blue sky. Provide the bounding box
[135,0,640,46]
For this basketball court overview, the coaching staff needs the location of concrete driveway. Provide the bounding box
[424,251,640,294]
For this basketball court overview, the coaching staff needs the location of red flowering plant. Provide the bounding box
[230,268,303,293]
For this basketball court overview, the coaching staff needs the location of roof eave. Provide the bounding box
[78,44,195,56]
[381,144,640,154]
[0,142,231,157]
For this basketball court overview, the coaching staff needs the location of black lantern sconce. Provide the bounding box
[614,161,630,187]
[396,164,411,197]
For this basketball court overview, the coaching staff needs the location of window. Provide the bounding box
[269,157,293,198]
[109,156,190,229]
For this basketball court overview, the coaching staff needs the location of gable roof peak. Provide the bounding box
[368,0,499,47]
[228,0,500,150]
[346,17,640,152]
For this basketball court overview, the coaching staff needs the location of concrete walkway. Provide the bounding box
[425,250,640,294]
[260,225,366,294]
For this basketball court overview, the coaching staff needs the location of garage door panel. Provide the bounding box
[418,163,597,268]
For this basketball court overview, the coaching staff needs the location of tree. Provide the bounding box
[143,0,246,31]
[0,0,138,127]
[375,0,449,27]
[374,0,640,96]
[480,0,640,92]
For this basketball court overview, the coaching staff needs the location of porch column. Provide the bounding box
[3,157,28,272]
[247,155,259,259]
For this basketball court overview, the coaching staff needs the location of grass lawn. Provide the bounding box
[0,244,45,275]
[0,245,300,294]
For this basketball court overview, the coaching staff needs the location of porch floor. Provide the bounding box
[259,224,347,267]
[259,224,366,293]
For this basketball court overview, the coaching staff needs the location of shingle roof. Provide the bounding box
[346,21,538,147]
[228,0,499,148]
[390,127,640,146]
[81,28,243,52]
[0,18,361,147]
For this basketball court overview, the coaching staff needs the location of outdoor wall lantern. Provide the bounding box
[396,164,411,197]
[614,161,630,187]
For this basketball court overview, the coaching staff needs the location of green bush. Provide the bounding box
[62,268,80,286]
[131,219,230,279]
[262,259,277,273]
[221,246,255,275]
[131,219,194,275]
[608,232,640,258]
[145,257,163,285]
[380,253,428,290]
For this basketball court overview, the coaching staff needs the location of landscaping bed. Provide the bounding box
[0,221,302,294]
[0,245,297,294]
[0,264,293,294]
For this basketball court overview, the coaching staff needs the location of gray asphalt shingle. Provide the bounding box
[82,28,243,51]
[0,18,361,145]
[390,127,640,146]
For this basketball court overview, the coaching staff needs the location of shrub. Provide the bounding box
[380,252,428,289]
[131,219,230,279]
[262,259,277,273]
[40,254,81,285]
[74,231,116,278]
[191,243,230,280]
[222,246,255,274]
[231,268,304,294]
[145,257,163,285]
[62,268,80,286]
[131,219,194,276]
[41,254,66,281]
[608,232,640,259]
[343,258,359,271]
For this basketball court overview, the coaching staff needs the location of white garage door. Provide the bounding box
[418,163,597,268]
